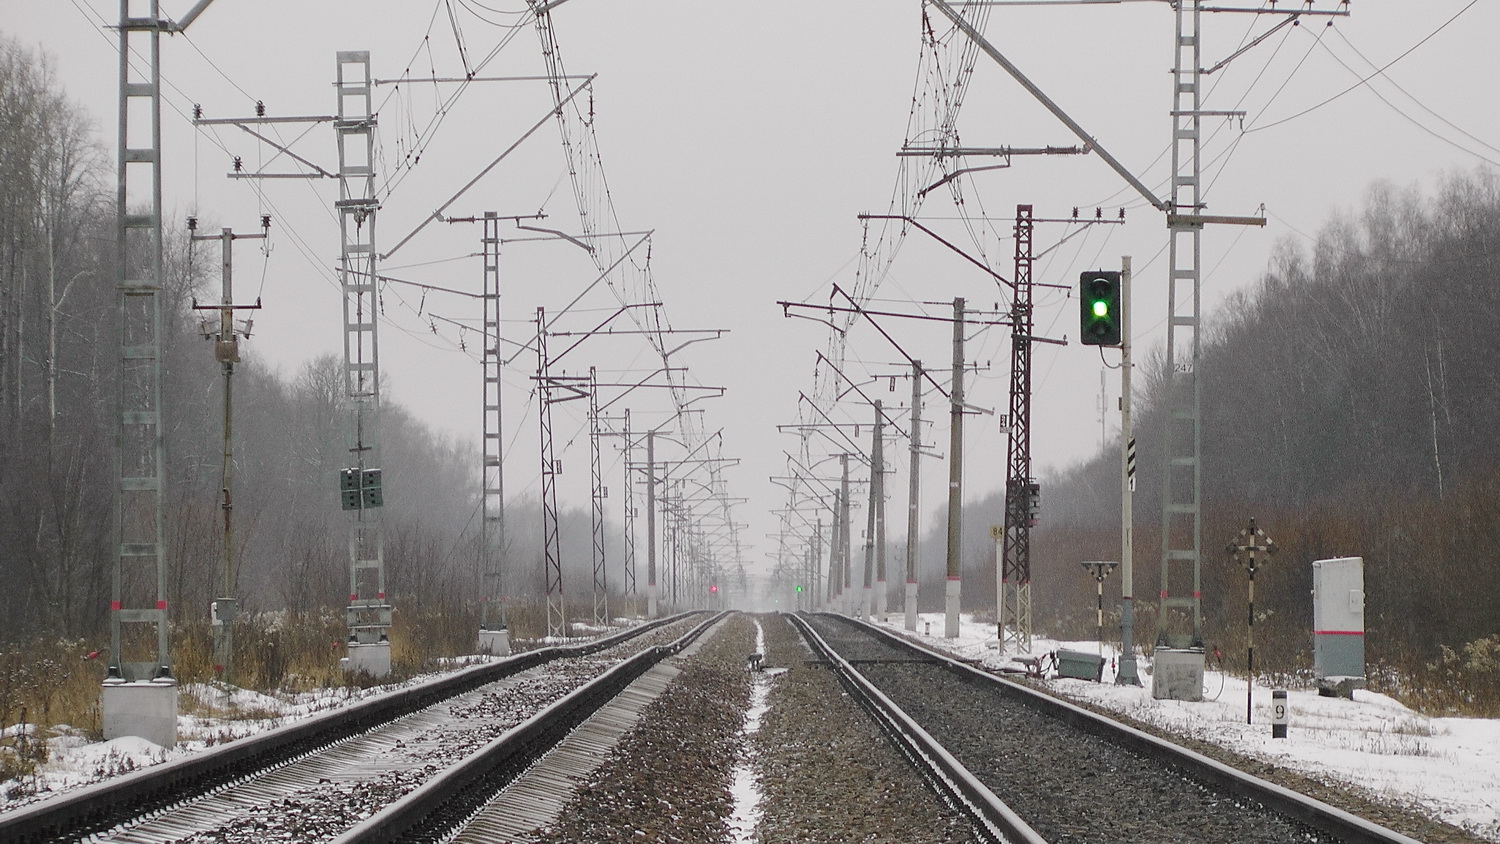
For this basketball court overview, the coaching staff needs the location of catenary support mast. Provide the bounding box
[1000,206,1035,653]
[905,360,923,631]
[537,307,567,637]
[479,212,509,654]
[861,401,883,619]
[1158,2,1206,656]
[589,368,609,625]
[104,0,217,746]
[944,298,966,638]
[336,52,392,676]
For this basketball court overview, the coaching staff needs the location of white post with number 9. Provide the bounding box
[1272,689,1289,739]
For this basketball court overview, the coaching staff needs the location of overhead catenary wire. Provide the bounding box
[1246,0,1478,136]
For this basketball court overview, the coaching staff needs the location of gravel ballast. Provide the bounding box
[811,615,1347,844]
[531,612,983,843]
[751,613,982,844]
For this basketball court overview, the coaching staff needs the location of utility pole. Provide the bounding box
[945,297,965,638]
[811,518,823,612]
[840,454,855,616]
[905,360,923,632]
[826,485,841,609]
[874,422,888,620]
[668,479,680,606]
[645,430,657,617]
[1118,255,1140,685]
[860,401,883,619]
[105,0,218,748]
[189,221,265,690]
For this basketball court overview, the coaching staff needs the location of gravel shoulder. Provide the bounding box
[751,613,980,844]
[531,614,755,844]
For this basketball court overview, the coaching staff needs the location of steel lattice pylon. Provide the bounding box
[1000,205,1035,654]
[336,52,391,669]
[588,369,609,626]
[621,411,637,601]
[536,308,566,638]
[1159,4,1205,650]
[481,212,506,633]
[109,1,170,689]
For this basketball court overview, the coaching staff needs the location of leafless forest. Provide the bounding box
[0,37,612,675]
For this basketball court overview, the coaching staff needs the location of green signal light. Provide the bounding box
[1079,270,1122,346]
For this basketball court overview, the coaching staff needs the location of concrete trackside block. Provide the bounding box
[347,641,391,677]
[1152,646,1205,702]
[102,678,178,748]
[478,628,511,657]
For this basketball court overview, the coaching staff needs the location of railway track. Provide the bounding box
[796,613,1425,844]
[0,612,706,844]
[331,611,728,843]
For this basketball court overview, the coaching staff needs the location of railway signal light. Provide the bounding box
[362,468,383,508]
[340,468,362,510]
[339,467,385,510]
[1079,270,1122,346]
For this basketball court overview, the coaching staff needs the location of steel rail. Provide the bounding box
[821,614,1425,844]
[0,612,704,844]
[789,613,1046,844]
[333,611,731,844]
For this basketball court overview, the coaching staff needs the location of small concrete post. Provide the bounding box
[1271,689,1288,739]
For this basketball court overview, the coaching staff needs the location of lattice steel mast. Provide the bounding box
[334,52,392,675]
[1000,205,1036,653]
[1157,3,1205,653]
[622,410,637,604]
[588,367,609,625]
[536,307,567,637]
[480,211,509,652]
[106,0,174,744]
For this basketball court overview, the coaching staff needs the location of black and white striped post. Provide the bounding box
[1228,518,1276,725]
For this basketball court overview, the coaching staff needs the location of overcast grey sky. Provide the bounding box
[6,0,1498,588]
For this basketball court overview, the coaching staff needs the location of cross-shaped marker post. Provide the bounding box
[1227,517,1276,725]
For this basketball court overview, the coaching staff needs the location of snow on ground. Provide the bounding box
[0,653,507,809]
[879,612,1500,842]
[3,619,665,809]
[6,612,1497,842]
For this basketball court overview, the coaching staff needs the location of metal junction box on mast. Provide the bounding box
[1312,556,1366,698]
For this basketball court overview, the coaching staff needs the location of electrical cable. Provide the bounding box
[1328,26,1500,160]
[1246,0,1477,135]
[1304,31,1500,168]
